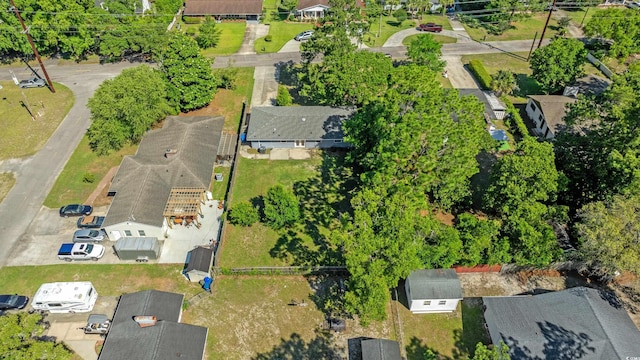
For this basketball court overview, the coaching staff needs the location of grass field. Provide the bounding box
[363,16,417,47]
[402,33,458,45]
[0,264,200,298]
[561,8,595,28]
[0,81,74,160]
[200,22,247,56]
[220,152,353,268]
[463,13,559,42]
[210,166,231,200]
[255,23,314,53]
[44,136,137,208]
[0,172,16,203]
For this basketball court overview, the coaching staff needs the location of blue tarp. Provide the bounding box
[489,129,509,141]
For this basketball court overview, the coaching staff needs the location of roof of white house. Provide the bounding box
[528,95,576,134]
[247,106,354,141]
[361,339,402,360]
[406,269,463,300]
[483,287,640,360]
[104,116,224,228]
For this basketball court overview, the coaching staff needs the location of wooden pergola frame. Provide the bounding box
[163,187,206,228]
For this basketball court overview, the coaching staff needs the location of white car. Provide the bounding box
[294,30,314,41]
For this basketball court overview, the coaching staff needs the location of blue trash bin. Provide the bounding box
[203,277,212,292]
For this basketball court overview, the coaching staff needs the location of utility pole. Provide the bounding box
[9,0,55,93]
[528,31,538,61]
[580,7,591,27]
[537,0,556,49]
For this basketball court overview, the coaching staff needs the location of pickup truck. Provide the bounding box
[58,243,105,262]
[77,216,105,229]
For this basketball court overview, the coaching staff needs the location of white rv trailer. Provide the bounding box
[32,282,98,313]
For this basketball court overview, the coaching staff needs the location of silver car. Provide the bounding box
[73,229,107,243]
[294,30,314,41]
[18,77,46,88]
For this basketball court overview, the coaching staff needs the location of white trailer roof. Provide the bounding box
[33,282,95,303]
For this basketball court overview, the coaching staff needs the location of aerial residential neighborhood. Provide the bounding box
[0,0,639,359]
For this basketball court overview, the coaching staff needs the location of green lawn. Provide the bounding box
[220,153,352,268]
[402,33,458,45]
[44,136,137,208]
[201,22,247,56]
[206,67,254,132]
[463,13,559,42]
[0,172,16,203]
[561,8,596,28]
[0,81,74,160]
[0,264,200,298]
[255,23,314,53]
[363,16,417,47]
[210,166,231,201]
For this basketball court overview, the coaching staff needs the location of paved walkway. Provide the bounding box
[554,9,585,39]
[237,24,270,55]
[250,66,278,107]
[442,55,479,89]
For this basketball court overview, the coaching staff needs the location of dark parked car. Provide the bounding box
[417,23,443,33]
[0,294,29,310]
[73,229,107,243]
[77,215,105,229]
[60,204,93,217]
[18,77,46,88]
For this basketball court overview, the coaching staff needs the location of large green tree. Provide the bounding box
[584,8,640,59]
[456,213,510,266]
[576,194,640,276]
[263,185,301,230]
[299,50,392,106]
[195,16,221,49]
[491,70,518,96]
[87,65,172,155]
[406,34,446,72]
[555,62,640,207]
[0,312,72,359]
[345,64,490,209]
[530,37,587,94]
[156,32,218,112]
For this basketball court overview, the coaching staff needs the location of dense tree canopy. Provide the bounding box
[299,50,393,106]
[87,65,172,155]
[156,32,218,112]
[406,34,446,73]
[0,312,72,359]
[263,185,301,230]
[530,38,587,94]
[584,8,640,59]
[196,16,221,49]
[577,194,640,276]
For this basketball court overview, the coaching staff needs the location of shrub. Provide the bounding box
[82,172,96,183]
[276,85,293,106]
[213,67,238,90]
[263,185,300,229]
[468,60,492,90]
[182,16,202,24]
[265,35,273,42]
[185,28,197,36]
[393,9,408,23]
[502,97,530,139]
[228,202,259,226]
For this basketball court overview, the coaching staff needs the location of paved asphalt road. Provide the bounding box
[0,39,543,267]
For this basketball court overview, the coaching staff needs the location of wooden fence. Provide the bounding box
[214,266,349,276]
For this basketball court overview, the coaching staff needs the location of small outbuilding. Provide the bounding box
[361,339,402,360]
[183,247,214,283]
[114,237,161,261]
[405,269,463,314]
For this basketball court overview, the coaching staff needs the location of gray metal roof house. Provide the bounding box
[98,290,208,360]
[183,246,214,283]
[361,339,402,360]
[483,287,640,360]
[246,106,354,150]
[405,269,463,314]
[103,116,224,241]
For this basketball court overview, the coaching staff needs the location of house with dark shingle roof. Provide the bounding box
[246,106,354,149]
[103,116,224,241]
[483,287,640,360]
[404,269,463,314]
[360,339,403,360]
[183,246,214,283]
[98,290,208,360]
[184,0,263,21]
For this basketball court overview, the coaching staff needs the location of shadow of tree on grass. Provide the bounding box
[252,331,343,360]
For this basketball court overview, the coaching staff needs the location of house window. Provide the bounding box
[438,300,447,305]
[423,301,431,306]
[529,101,537,112]
[124,230,132,236]
[138,230,146,236]
[334,140,343,143]
[294,140,305,148]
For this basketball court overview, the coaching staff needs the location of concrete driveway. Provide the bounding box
[442,55,480,89]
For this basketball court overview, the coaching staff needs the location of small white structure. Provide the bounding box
[405,269,463,314]
[483,91,507,120]
[296,0,330,19]
[32,282,98,313]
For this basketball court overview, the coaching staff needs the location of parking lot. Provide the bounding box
[5,201,223,266]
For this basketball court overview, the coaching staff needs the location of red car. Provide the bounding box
[417,23,443,33]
